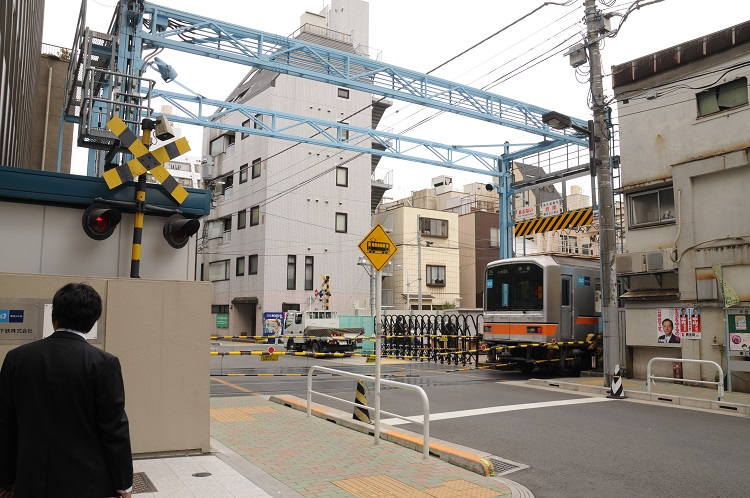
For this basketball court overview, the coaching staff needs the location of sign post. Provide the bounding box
[358,224,397,445]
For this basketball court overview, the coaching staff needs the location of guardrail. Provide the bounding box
[646,357,724,401]
[306,365,431,459]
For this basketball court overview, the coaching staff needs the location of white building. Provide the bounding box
[612,21,750,391]
[200,0,391,336]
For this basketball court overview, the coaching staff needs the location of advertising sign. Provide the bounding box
[216,313,229,328]
[540,199,562,217]
[728,310,750,355]
[0,301,40,341]
[263,312,284,341]
[656,307,702,344]
[515,206,535,221]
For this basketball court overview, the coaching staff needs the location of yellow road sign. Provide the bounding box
[358,224,397,272]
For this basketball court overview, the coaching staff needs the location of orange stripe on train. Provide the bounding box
[483,323,558,337]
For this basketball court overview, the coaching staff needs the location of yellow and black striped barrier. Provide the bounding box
[514,207,594,236]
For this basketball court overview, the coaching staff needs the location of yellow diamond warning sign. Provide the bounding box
[358,224,397,272]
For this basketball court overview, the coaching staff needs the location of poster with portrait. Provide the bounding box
[656,308,681,345]
[263,312,284,342]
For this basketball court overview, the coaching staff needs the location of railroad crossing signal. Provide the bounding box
[358,224,397,272]
[103,116,191,204]
[82,203,122,240]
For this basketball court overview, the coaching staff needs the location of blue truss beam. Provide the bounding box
[130,1,587,148]
[152,89,503,176]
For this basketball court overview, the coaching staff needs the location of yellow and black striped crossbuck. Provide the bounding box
[103,116,191,204]
[514,207,594,236]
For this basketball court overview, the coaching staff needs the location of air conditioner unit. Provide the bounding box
[645,249,678,272]
[615,252,645,274]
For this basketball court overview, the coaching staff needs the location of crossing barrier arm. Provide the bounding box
[646,357,724,401]
[306,365,431,459]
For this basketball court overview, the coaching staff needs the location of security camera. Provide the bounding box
[485,183,495,192]
[154,116,175,141]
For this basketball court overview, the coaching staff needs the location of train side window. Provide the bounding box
[561,278,571,306]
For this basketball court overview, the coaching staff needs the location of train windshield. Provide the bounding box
[486,263,543,311]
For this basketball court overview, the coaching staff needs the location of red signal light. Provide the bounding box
[82,203,122,240]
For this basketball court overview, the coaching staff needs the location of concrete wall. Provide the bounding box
[0,274,212,455]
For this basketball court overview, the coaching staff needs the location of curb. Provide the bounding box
[528,379,749,415]
[269,394,495,477]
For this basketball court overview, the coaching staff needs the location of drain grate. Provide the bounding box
[132,472,158,494]
[487,456,528,476]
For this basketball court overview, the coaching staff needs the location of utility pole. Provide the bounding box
[585,0,619,387]
[416,215,423,311]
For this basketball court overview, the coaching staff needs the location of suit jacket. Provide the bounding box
[0,331,133,497]
[658,333,680,344]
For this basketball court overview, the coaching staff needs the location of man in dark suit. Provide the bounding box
[0,283,133,498]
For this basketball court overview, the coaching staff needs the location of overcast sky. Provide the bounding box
[43,0,750,199]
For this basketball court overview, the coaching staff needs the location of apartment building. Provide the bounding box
[612,21,750,391]
[200,0,392,336]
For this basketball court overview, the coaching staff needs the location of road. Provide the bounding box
[210,346,750,498]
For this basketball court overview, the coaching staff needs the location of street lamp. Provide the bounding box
[542,109,619,388]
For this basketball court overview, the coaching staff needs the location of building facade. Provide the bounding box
[612,21,750,390]
[200,0,391,336]
[0,0,45,169]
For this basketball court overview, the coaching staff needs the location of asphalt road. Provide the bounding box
[210,349,750,498]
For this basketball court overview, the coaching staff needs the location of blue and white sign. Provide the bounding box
[486,280,493,289]
[578,276,591,286]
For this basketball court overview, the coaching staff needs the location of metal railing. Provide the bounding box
[646,357,724,401]
[306,366,431,459]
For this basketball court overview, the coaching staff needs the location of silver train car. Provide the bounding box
[482,254,601,373]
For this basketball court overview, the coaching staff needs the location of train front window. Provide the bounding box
[486,263,543,311]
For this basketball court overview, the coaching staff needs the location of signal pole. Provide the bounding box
[585,0,619,387]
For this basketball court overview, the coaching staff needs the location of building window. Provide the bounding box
[629,187,675,228]
[250,206,260,226]
[336,166,348,187]
[237,209,246,229]
[419,217,448,238]
[335,212,348,233]
[254,113,263,129]
[252,158,261,179]
[426,265,446,286]
[581,242,594,256]
[236,257,245,276]
[490,227,500,248]
[241,118,251,139]
[305,256,314,290]
[211,305,229,314]
[222,216,232,243]
[338,88,350,99]
[207,220,223,239]
[208,260,230,281]
[287,255,297,290]
[697,77,748,117]
[209,134,235,156]
[218,174,233,195]
[561,235,578,254]
[339,122,349,141]
[239,164,248,183]
[248,254,258,275]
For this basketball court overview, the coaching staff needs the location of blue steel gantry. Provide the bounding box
[62,0,591,259]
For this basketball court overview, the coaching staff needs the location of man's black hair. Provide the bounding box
[662,318,674,327]
[51,283,103,333]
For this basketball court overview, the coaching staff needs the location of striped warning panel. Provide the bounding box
[102,116,191,204]
[514,207,594,236]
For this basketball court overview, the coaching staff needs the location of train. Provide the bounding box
[482,254,602,373]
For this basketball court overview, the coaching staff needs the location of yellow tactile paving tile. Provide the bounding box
[210,405,278,422]
[424,479,503,498]
[332,475,433,497]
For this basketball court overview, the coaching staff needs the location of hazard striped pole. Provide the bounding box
[607,364,627,399]
[130,126,151,279]
[352,379,371,423]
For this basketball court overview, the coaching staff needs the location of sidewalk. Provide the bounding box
[130,375,749,497]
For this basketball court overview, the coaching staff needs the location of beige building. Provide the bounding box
[613,21,750,391]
